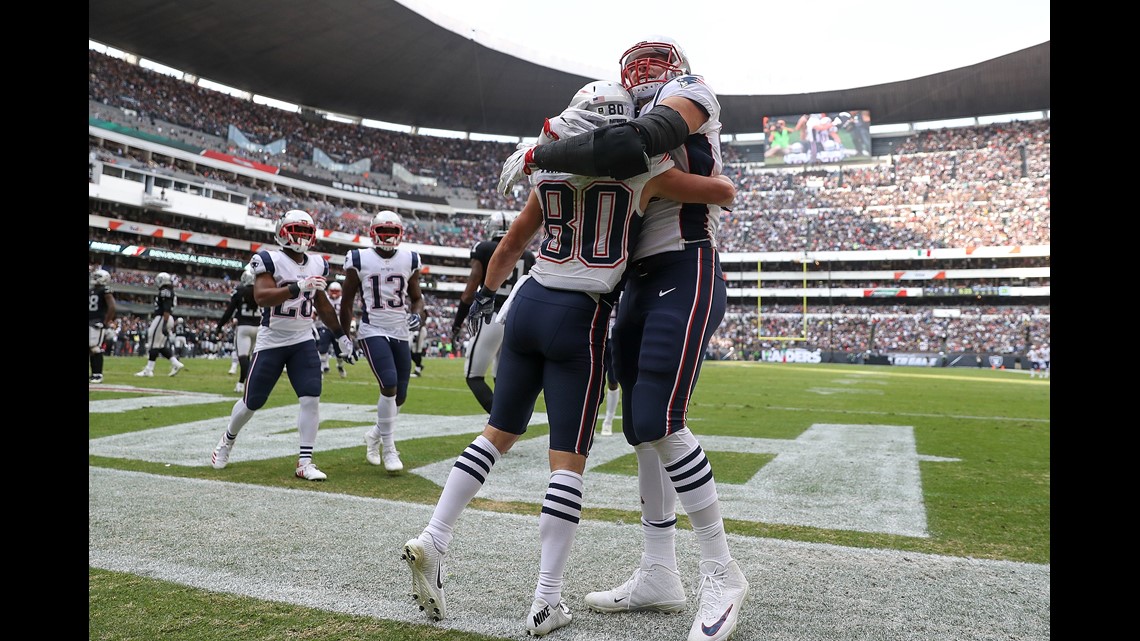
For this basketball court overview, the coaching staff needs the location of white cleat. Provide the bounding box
[585,563,687,613]
[382,447,404,473]
[600,421,613,436]
[211,433,234,469]
[295,461,327,481]
[403,535,447,621]
[168,362,184,377]
[134,369,154,377]
[525,597,572,636]
[364,432,383,466]
[687,560,749,641]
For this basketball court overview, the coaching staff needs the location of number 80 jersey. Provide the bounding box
[527,153,674,295]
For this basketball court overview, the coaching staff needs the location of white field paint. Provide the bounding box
[89,468,1050,641]
[91,390,955,537]
[90,387,1047,640]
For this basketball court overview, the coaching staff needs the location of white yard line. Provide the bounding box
[89,467,1050,641]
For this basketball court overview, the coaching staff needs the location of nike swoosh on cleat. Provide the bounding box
[613,596,627,603]
[436,563,443,589]
[700,604,733,636]
[658,287,677,297]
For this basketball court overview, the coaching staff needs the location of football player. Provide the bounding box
[449,211,536,413]
[88,268,116,383]
[210,210,354,481]
[134,271,186,377]
[216,266,260,393]
[339,210,425,473]
[406,79,736,637]
[314,280,348,379]
[498,36,750,641]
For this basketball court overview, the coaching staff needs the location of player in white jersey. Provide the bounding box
[340,210,425,474]
[1028,344,1049,378]
[314,281,348,379]
[498,36,749,641]
[209,210,356,481]
[404,81,734,637]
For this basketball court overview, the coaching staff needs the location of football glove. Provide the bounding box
[449,327,461,345]
[337,335,357,364]
[298,275,327,292]
[93,322,104,329]
[498,144,537,195]
[407,313,422,332]
[466,286,496,336]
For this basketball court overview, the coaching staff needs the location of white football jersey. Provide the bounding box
[527,154,673,294]
[634,74,724,261]
[344,247,420,341]
[248,248,330,351]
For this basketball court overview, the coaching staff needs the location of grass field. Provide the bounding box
[89,356,1050,640]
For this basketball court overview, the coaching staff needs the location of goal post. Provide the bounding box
[756,258,808,342]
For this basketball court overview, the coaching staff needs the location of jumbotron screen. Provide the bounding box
[760,111,872,166]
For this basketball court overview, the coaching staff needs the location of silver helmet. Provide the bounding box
[566,80,635,125]
[275,209,317,253]
[370,210,404,250]
[486,211,516,239]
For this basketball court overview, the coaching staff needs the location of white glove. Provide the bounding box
[298,275,327,292]
[498,143,537,195]
[536,118,559,146]
[337,335,357,364]
[407,313,422,331]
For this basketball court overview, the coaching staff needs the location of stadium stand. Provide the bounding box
[89,49,1048,368]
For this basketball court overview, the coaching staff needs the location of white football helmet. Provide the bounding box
[370,210,403,250]
[566,80,635,125]
[486,211,516,239]
[176,317,184,324]
[155,272,173,287]
[275,209,317,253]
[328,281,343,298]
[240,267,255,286]
[619,36,691,103]
[90,269,111,287]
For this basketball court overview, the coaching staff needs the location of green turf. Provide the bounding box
[90,355,1049,639]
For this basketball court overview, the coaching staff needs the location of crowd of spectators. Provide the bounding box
[708,304,1049,360]
[90,50,1049,253]
[89,50,1050,359]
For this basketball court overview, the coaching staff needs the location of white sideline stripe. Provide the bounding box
[757,405,1051,423]
[89,467,1050,641]
[90,407,937,537]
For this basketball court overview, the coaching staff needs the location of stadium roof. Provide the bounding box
[88,0,1050,138]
